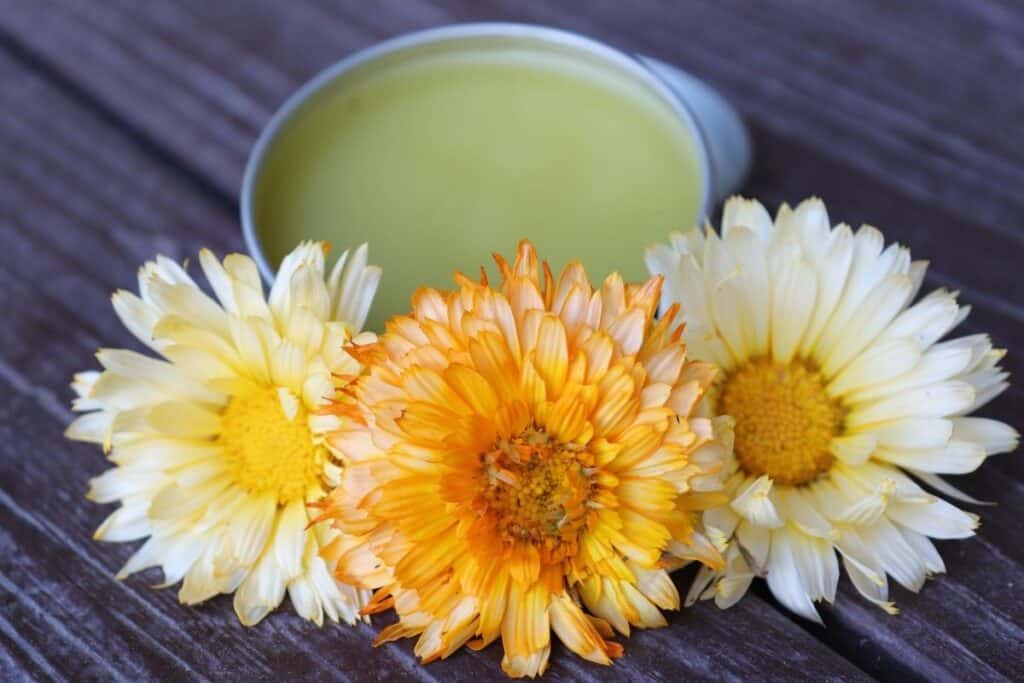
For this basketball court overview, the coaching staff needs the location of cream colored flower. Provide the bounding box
[647,197,1018,621]
[66,242,381,626]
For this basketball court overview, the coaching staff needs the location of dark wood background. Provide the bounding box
[1,1,1021,681]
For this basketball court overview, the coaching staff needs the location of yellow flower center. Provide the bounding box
[217,384,322,504]
[478,429,593,554]
[719,357,842,486]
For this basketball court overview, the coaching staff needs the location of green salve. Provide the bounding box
[254,46,704,330]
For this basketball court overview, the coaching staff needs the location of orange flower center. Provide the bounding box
[719,357,842,486]
[476,429,594,552]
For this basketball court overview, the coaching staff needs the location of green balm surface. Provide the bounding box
[255,47,704,331]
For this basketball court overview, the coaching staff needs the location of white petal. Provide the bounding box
[329,244,381,332]
[234,547,287,626]
[959,362,1010,413]
[951,417,1019,455]
[111,290,164,352]
[145,401,222,439]
[153,532,206,587]
[287,574,323,626]
[269,242,326,322]
[713,570,754,610]
[906,260,928,303]
[725,226,772,357]
[876,440,986,474]
[859,517,930,592]
[722,196,773,242]
[859,418,952,450]
[87,468,164,503]
[94,503,150,542]
[908,470,993,506]
[162,345,237,383]
[685,565,718,607]
[765,530,822,623]
[735,520,770,572]
[845,343,973,405]
[835,477,896,526]
[841,555,897,614]
[829,433,877,465]
[151,316,242,370]
[229,316,270,382]
[65,411,114,445]
[145,277,230,340]
[270,341,307,393]
[880,289,961,349]
[89,372,168,410]
[704,236,752,363]
[149,478,230,523]
[797,532,839,603]
[811,225,886,358]
[110,437,219,471]
[827,338,921,398]
[704,505,741,539]
[777,197,830,249]
[821,274,913,377]
[308,548,363,624]
[199,248,238,314]
[116,536,166,579]
[227,495,277,567]
[886,498,978,539]
[730,476,783,528]
[776,488,835,539]
[897,526,946,576]
[97,349,225,406]
[284,307,325,358]
[833,528,885,590]
[232,280,274,322]
[274,500,307,581]
[800,224,855,355]
[172,459,227,491]
[770,256,817,364]
[846,381,975,427]
[288,265,331,323]
[223,252,265,294]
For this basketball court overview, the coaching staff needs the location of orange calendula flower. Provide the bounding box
[316,241,728,677]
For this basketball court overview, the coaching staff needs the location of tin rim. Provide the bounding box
[240,22,714,282]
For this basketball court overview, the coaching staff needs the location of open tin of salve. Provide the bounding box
[242,23,751,329]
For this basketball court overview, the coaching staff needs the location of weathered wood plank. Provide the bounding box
[744,127,1024,466]
[2,1,1023,680]
[4,0,1023,232]
[773,462,1024,682]
[460,0,1024,234]
[0,44,873,681]
[4,0,1019,229]
[822,536,1024,683]
[1,0,1019,446]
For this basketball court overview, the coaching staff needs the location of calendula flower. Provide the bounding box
[646,197,1018,621]
[66,242,381,626]
[317,241,727,677]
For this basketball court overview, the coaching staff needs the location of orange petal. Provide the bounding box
[549,593,620,666]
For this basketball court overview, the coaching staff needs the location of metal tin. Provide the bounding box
[241,22,751,281]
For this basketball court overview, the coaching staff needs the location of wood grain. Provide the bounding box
[0,44,874,682]
[0,1,1021,680]
[2,0,1019,439]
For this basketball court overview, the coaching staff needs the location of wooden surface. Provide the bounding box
[0,1,1021,680]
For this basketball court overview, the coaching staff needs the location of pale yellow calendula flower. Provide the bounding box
[647,197,1018,621]
[67,242,380,626]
